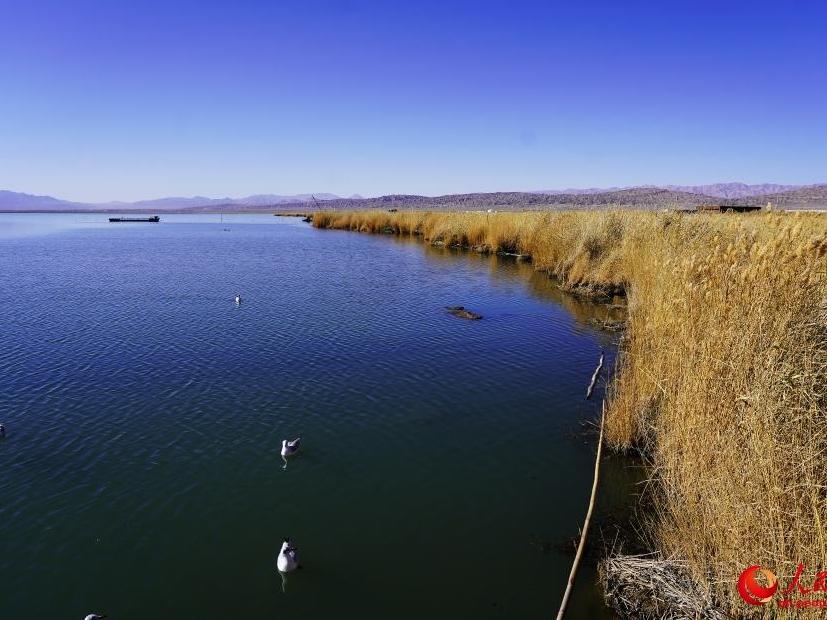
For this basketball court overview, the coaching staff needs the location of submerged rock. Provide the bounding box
[446,306,483,320]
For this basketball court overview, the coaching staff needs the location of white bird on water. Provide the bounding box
[280,437,300,469]
[277,538,299,572]
[234,293,242,305]
[85,614,107,620]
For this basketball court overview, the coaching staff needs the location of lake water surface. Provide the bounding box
[0,214,634,619]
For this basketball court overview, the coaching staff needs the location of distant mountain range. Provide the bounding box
[1,183,825,212]
[0,190,353,212]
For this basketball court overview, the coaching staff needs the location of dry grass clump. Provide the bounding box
[314,209,827,616]
[601,554,727,619]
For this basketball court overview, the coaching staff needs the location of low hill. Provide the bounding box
[534,182,806,199]
[739,184,827,209]
[275,185,827,212]
[274,188,732,212]
[664,182,803,198]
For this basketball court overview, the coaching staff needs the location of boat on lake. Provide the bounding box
[109,216,160,223]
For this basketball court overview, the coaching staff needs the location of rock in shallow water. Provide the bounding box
[446,306,483,320]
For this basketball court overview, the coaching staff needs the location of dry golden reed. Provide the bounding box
[314,209,827,617]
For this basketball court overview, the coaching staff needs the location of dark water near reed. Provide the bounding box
[0,214,636,619]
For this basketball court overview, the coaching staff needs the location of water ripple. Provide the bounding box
[0,214,622,620]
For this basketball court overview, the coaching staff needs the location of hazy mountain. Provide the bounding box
[0,190,342,211]
[535,187,626,195]
[98,196,227,209]
[0,190,83,210]
[231,193,340,206]
[98,193,343,209]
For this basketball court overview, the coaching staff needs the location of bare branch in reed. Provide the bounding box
[586,350,605,400]
[556,401,606,620]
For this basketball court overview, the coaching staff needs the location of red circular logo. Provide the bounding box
[738,565,778,605]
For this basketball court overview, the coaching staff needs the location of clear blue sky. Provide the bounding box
[1,0,825,202]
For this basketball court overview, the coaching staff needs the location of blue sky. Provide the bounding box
[1,0,825,201]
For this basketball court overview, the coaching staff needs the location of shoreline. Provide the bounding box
[2,206,825,216]
[311,209,827,617]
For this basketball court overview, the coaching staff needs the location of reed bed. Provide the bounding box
[314,209,827,617]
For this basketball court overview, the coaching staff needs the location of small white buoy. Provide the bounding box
[280,437,300,469]
[277,538,299,572]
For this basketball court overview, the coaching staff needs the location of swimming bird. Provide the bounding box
[84,614,107,620]
[280,437,300,469]
[234,293,242,305]
[281,437,300,457]
[0,424,5,438]
[277,538,299,572]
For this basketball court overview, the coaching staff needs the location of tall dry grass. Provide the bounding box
[314,209,827,616]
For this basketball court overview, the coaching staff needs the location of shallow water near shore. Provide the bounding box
[0,213,636,619]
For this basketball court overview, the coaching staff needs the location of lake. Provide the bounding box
[0,213,634,619]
